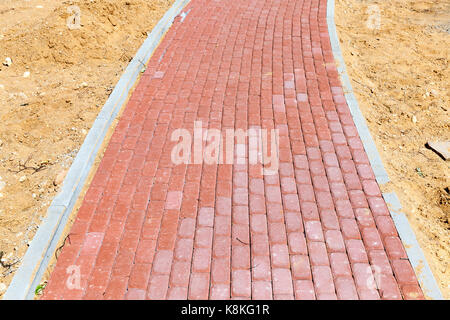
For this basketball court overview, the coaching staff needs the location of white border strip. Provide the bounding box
[326,0,443,299]
[3,0,191,300]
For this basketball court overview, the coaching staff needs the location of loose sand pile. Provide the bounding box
[336,0,449,298]
[0,0,174,297]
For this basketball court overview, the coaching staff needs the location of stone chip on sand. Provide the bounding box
[426,141,450,161]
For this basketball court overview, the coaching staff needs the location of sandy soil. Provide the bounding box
[335,0,449,298]
[0,0,174,297]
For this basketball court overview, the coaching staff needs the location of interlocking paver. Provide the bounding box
[42,0,424,300]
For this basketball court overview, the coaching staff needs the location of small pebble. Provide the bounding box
[23,71,30,78]
[3,57,12,66]
[19,175,27,182]
[54,169,68,186]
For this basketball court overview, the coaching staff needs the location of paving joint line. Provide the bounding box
[3,0,192,300]
[326,0,443,300]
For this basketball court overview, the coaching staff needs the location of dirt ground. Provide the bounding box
[0,0,174,297]
[335,0,449,298]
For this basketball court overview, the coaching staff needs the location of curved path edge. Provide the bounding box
[3,0,192,300]
[326,0,443,300]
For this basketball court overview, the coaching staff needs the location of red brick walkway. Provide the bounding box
[42,0,424,300]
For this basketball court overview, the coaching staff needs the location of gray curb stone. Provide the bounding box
[327,0,443,300]
[3,0,191,300]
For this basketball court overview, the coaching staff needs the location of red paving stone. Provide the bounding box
[42,0,423,300]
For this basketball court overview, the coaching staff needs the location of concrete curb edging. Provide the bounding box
[326,0,443,300]
[3,0,191,300]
